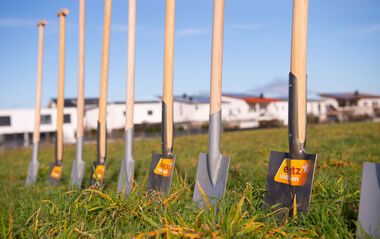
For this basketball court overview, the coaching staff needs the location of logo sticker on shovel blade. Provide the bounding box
[274,159,310,186]
[154,158,174,177]
[92,165,105,180]
[50,166,62,179]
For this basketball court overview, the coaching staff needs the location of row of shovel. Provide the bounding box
[24,0,379,235]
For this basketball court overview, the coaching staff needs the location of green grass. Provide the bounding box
[0,122,379,238]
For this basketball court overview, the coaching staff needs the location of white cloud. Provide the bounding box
[247,78,288,97]
[360,24,380,34]
[230,23,262,31]
[0,18,36,28]
[176,28,209,37]
[111,24,129,32]
[337,23,380,36]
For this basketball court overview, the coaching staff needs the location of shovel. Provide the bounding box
[70,0,86,189]
[48,9,69,186]
[357,162,380,238]
[193,0,230,207]
[117,0,136,196]
[89,0,112,187]
[263,0,316,218]
[26,20,47,185]
[147,0,176,194]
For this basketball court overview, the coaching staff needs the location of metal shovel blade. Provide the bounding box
[117,158,135,195]
[69,137,85,189]
[26,160,39,185]
[70,160,85,189]
[48,162,62,186]
[263,151,316,218]
[26,142,40,185]
[147,153,175,194]
[357,162,380,238]
[193,153,230,207]
[89,161,106,187]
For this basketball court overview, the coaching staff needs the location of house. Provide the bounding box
[319,91,380,122]
[0,107,77,147]
[222,94,327,126]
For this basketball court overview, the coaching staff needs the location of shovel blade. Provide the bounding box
[69,160,85,189]
[147,153,175,194]
[89,161,106,187]
[117,158,135,195]
[26,160,39,185]
[263,151,316,218]
[48,162,62,186]
[357,162,380,238]
[193,153,230,207]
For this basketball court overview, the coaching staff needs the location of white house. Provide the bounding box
[84,101,162,132]
[319,92,380,122]
[0,107,77,144]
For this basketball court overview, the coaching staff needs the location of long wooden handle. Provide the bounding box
[209,0,225,115]
[162,0,175,152]
[98,0,112,158]
[57,9,69,161]
[77,0,85,138]
[33,20,47,143]
[125,0,136,130]
[290,0,308,143]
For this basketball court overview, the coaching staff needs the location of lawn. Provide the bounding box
[0,122,379,238]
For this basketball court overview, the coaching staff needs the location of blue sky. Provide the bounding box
[0,0,379,109]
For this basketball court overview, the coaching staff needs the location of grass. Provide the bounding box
[0,121,379,238]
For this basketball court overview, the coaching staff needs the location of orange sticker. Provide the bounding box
[154,158,174,177]
[92,165,105,180]
[50,166,62,179]
[274,159,310,186]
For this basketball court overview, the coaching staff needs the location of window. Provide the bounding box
[147,110,153,115]
[64,114,71,124]
[41,114,52,124]
[0,116,11,126]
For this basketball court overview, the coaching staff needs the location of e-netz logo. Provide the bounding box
[274,159,310,186]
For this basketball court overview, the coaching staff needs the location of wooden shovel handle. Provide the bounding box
[209,0,225,115]
[290,0,308,143]
[33,21,47,143]
[57,9,68,161]
[77,0,85,138]
[162,0,175,151]
[125,0,136,131]
[98,0,112,158]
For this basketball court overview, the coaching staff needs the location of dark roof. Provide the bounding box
[50,98,99,107]
[111,100,160,104]
[223,93,285,103]
[173,95,210,103]
[318,92,380,100]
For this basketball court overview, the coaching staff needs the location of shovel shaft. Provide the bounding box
[124,128,133,162]
[162,0,175,156]
[125,0,136,131]
[98,0,112,159]
[289,0,308,155]
[33,21,46,143]
[207,0,225,183]
[77,0,85,138]
[57,9,69,162]
[76,136,84,163]
[209,0,225,115]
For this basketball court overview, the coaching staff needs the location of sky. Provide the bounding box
[0,0,379,109]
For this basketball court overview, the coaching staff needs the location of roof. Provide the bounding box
[319,92,380,100]
[111,101,160,104]
[173,95,210,104]
[223,93,285,103]
[49,98,99,107]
